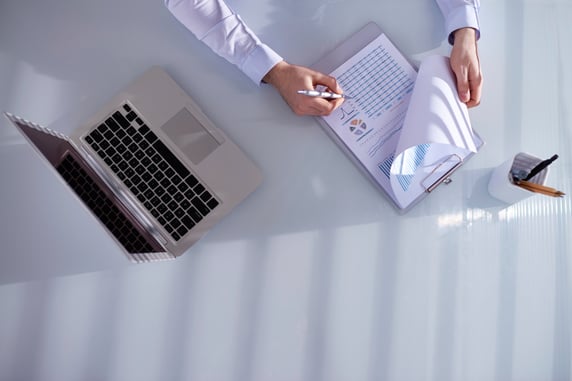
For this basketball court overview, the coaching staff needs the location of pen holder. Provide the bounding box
[488,152,550,204]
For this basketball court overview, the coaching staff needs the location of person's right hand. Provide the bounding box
[263,61,345,116]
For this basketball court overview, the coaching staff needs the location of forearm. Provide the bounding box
[164,0,282,84]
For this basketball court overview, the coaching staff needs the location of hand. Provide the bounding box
[263,61,345,116]
[450,27,482,108]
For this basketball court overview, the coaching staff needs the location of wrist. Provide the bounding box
[452,27,477,44]
[262,60,288,86]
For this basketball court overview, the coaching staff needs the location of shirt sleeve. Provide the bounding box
[435,0,481,44]
[164,0,283,85]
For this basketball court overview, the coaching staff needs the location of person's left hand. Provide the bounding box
[263,61,345,116]
[449,27,482,108]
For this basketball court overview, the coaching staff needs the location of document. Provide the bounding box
[320,33,482,210]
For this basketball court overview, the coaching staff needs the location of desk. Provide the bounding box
[1,0,571,380]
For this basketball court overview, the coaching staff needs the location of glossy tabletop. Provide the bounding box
[1,0,571,380]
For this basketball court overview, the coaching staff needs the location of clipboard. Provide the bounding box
[311,22,484,212]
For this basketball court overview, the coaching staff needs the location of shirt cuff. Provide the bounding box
[240,43,283,86]
[446,4,481,44]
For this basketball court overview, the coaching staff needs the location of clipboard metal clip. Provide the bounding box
[421,154,463,193]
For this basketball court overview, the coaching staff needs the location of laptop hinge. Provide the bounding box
[76,143,169,247]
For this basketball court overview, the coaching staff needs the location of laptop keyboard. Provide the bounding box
[83,104,219,241]
[57,153,156,254]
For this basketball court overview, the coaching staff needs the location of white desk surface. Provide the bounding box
[1,0,571,380]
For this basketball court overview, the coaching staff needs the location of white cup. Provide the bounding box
[488,153,550,204]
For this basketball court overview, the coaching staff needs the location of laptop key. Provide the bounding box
[181,215,196,229]
[125,111,137,121]
[105,117,120,130]
[152,139,190,179]
[139,124,151,136]
[186,175,199,188]
[143,128,158,144]
[193,183,205,194]
[199,191,212,202]
[112,111,130,128]
[206,198,219,209]
[188,207,203,223]
[191,197,209,216]
[132,132,143,143]
[90,130,103,142]
[176,225,188,237]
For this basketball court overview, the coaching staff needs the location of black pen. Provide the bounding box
[524,154,559,181]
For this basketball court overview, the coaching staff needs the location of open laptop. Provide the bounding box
[4,66,263,263]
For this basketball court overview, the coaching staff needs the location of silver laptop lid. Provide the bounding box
[3,113,172,263]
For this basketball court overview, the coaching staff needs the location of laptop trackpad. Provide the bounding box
[161,108,220,165]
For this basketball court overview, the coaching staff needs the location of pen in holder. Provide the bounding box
[488,152,551,204]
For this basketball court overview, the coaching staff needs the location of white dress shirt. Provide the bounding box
[164,0,480,85]
[435,0,481,44]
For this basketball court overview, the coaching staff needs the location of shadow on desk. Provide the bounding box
[0,144,129,286]
[204,161,513,244]
[0,122,513,287]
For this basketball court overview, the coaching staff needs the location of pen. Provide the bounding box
[523,154,559,181]
[515,180,565,197]
[296,90,350,99]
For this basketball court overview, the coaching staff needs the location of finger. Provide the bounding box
[330,97,345,112]
[300,98,336,116]
[466,68,483,108]
[314,98,337,115]
[466,86,481,108]
[312,71,343,94]
[318,96,345,115]
[454,66,471,103]
[302,104,329,116]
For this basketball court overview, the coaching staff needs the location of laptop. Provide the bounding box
[4,66,263,263]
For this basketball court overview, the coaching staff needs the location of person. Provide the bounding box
[164,0,481,116]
